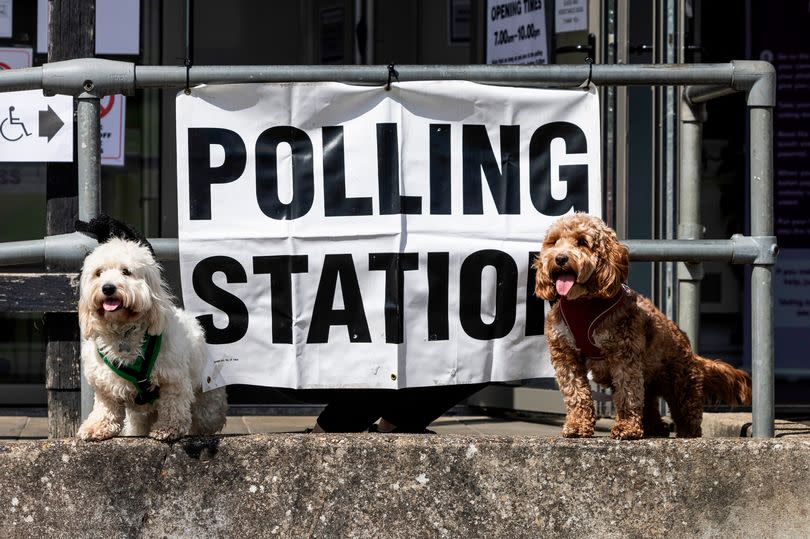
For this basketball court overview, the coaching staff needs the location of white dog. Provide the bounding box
[76,237,227,441]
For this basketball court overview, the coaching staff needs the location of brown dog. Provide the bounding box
[533,213,751,439]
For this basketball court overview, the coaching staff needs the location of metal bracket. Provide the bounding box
[731,60,776,108]
[731,234,778,265]
[45,232,99,270]
[42,58,136,97]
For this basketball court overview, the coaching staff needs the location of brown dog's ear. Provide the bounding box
[532,253,556,301]
[592,233,629,298]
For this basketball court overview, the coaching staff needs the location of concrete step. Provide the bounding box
[2,434,810,538]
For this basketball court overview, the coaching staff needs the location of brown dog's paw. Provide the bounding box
[562,420,595,438]
[610,420,644,440]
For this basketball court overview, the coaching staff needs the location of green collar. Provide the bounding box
[99,333,163,405]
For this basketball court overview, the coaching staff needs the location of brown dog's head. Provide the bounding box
[532,213,629,301]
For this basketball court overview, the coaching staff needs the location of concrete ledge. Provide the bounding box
[2,435,810,538]
[702,412,754,437]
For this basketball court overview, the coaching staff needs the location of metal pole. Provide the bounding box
[662,0,678,322]
[614,0,630,238]
[131,62,743,89]
[77,93,101,222]
[0,236,770,268]
[2,60,776,94]
[750,105,775,438]
[678,96,706,349]
[77,91,101,420]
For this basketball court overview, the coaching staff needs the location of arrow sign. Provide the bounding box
[0,90,72,162]
[38,105,64,142]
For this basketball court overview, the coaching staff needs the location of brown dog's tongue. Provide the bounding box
[555,274,576,296]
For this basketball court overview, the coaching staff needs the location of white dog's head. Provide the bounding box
[79,238,172,339]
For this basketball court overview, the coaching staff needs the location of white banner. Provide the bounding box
[176,81,601,390]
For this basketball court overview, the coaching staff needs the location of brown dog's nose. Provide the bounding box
[555,254,569,267]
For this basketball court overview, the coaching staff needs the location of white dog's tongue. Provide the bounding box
[555,273,576,296]
[103,298,122,312]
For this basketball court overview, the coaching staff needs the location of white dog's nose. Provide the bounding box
[102,283,117,296]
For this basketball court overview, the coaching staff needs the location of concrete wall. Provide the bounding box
[2,435,810,538]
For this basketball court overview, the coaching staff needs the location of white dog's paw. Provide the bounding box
[149,425,186,442]
[77,421,121,441]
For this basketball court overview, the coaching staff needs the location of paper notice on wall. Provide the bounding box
[0,0,11,39]
[0,90,73,162]
[555,0,587,34]
[774,253,810,328]
[770,250,810,370]
[486,0,548,65]
[37,0,140,55]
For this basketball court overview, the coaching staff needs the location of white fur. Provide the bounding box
[76,237,227,441]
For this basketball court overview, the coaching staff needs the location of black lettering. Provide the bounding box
[192,256,249,344]
[322,126,373,216]
[255,126,314,220]
[529,122,589,215]
[253,255,309,344]
[307,254,371,343]
[430,124,451,215]
[377,124,422,214]
[459,250,518,340]
[525,251,545,336]
[188,128,246,220]
[427,252,449,341]
[368,252,419,343]
[463,125,520,214]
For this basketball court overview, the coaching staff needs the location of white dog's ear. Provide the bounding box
[143,262,173,335]
[78,269,99,339]
[78,293,97,339]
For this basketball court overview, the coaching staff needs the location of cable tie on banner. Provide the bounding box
[582,57,594,88]
[386,62,399,91]
[183,0,194,95]
[184,57,192,95]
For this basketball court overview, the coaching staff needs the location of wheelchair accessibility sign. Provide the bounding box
[0,90,72,162]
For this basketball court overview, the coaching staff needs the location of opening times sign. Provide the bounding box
[486,0,548,64]
[176,81,600,390]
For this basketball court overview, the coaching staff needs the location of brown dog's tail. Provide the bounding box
[698,357,752,406]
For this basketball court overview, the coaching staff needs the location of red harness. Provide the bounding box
[558,285,628,360]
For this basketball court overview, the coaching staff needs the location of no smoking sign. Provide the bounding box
[100,94,126,167]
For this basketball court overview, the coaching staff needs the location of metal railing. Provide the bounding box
[0,59,777,436]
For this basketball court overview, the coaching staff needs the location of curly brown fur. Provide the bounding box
[533,213,752,439]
